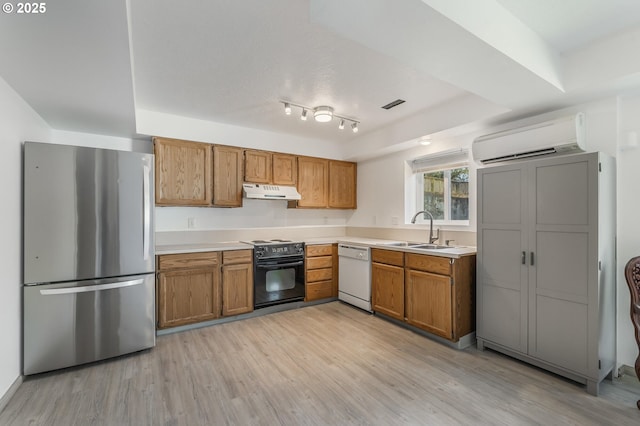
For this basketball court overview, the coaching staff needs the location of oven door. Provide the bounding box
[254,257,305,308]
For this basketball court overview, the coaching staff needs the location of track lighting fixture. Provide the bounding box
[280,101,359,133]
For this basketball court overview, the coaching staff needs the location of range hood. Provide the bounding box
[242,183,301,200]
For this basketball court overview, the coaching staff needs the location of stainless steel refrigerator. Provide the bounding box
[23,142,156,375]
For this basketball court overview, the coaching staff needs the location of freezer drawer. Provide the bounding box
[24,274,156,375]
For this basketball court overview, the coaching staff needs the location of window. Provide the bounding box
[409,148,470,224]
[417,167,469,221]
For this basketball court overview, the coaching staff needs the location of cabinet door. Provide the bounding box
[222,263,254,316]
[406,269,452,339]
[527,155,597,374]
[213,145,244,207]
[477,164,528,353]
[272,153,297,185]
[244,150,272,184]
[157,268,221,328]
[328,160,357,209]
[371,262,404,320]
[296,156,328,208]
[154,137,212,206]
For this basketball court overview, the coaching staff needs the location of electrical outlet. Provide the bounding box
[187,217,196,229]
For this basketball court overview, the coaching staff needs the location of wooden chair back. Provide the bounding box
[624,256,640,409]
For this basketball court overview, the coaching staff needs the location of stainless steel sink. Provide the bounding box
[381,242,424,247]
[380,241,451,250]
[411,244,451,250]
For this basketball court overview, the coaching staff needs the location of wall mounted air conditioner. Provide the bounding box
[472,113,586,164]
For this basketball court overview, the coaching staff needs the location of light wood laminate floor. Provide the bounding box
[1,302,639,425]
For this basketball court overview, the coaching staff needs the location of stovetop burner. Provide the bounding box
[242,239,296,245]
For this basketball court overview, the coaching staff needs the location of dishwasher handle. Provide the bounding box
[338,244,370,261]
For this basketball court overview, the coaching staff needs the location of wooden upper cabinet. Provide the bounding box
[213,145,244,207]
[296,156,329,208]
[244,150,272,184]
[272,153,297,185]
[153,137,212,206]
[328,160,357,209]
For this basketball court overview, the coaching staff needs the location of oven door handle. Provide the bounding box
[257,260,304,269]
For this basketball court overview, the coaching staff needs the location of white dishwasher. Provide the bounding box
[338,243,372,312]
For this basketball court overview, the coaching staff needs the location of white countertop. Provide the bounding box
[155,237,476,258]
[155,241,253,255]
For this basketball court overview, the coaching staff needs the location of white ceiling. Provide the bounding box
[2,0,640,157]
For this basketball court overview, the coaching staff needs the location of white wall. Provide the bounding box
[349,135,476,232]
[155,201,352,232]
[617,95,640,370]
[0,76,51,399]
[50,129,152,153]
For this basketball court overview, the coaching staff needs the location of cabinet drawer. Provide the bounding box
[307,268,333,282]
[306,280,333,301]
[307,255,332,269]
[371,248,404,267]
[307,244,333,257]
[405,253,451,276]
[223,249,253,265]
[157,252,221,271]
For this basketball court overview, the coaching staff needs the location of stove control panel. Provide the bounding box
[254,242,304,260]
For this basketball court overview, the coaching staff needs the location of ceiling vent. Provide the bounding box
[472,113,586,165]
[381,99,405,110]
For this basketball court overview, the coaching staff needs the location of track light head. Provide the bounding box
[351,122,359,133]
[284,102,291,115]
[301,108,308,121]
[338,119,345,130]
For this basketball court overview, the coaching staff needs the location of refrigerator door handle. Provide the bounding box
[39,279,145,295]
[143,164,151,260]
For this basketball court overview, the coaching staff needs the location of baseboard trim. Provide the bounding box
[0,375,23,415]
[618,364,637,378]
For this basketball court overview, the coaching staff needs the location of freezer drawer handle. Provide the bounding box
[39,279,145,295]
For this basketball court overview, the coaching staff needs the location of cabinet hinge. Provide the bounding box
[599,162,602,172]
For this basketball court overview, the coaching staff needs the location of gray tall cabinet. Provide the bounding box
[476,152,616,396]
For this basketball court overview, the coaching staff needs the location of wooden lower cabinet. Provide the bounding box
[157,249,254,329]
[222,249,254,316]
[371,248,405,321]
[222,263,253,316]
[305,244,337,301]
[371,249,476,343]
[371,262,405,320]
[156,252,221,329]
[405,269,452,339]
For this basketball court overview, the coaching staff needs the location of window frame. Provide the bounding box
[414,165,470,226]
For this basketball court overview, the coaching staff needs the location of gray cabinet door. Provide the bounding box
[477,164,528,353]
[527,154,598,376]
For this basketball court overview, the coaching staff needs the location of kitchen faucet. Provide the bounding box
[410,210,440,244]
